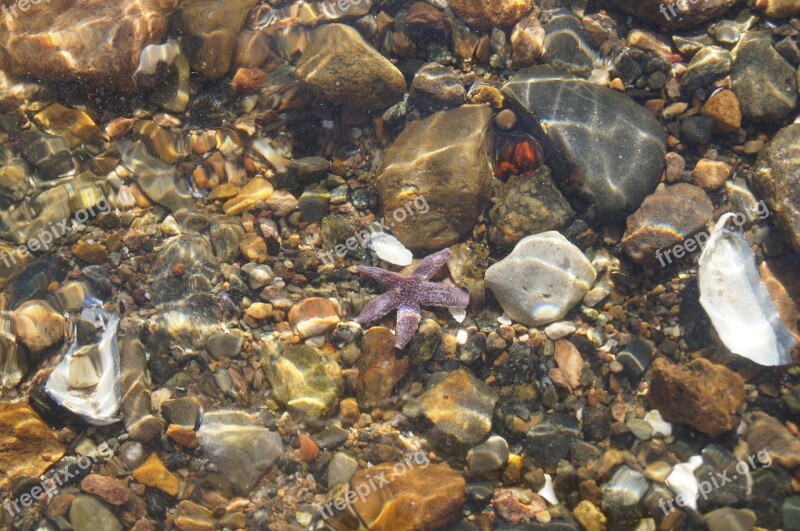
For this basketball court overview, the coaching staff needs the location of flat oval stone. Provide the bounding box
[349,462,465,531]
[485,232,597,326]
[503,65,667,220]
[420,369,498,447]
[265,344,343,419]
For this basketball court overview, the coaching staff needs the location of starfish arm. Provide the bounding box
[412,248,452,280]
[395,303,421,350]
[416,281,470,308]
[354,265,406,288]
[354,290,401,324]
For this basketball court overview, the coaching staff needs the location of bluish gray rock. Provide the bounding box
[503,65,667,220]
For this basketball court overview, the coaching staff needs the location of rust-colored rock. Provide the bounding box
[648,358,744,437]
[288,297,341,338]
[449,0,534,29]
[701,89,742,133]
[80,474,131,506]
[356,326,409,408]
[350,462,465,531]
[0,402,65,490]
[0,0,177,93]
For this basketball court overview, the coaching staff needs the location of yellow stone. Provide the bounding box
[33,103,102,148]
[132,453,180,496]
[573,500,607,531]
[0,402,65,490]
[206,182,239,201]
[166,424,198,449]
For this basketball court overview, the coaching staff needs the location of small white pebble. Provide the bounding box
[544,321,577,340]
[456,329,468,345]
[498,313,512,326]
[644,410,673,437]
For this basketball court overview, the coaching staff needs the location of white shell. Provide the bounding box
[485,232,597,326]
[369,232,413,266]
[698,214,795,366]
[46,305,122,425]
[665,455,703,510]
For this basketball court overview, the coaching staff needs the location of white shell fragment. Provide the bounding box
[369,231,413,266]
[485,232,597,326]
[665,455,703,510]
[46,302,122,425]
[644,409,673,437]
[698,214,796,366]
[538,474,558,505]
[449,307,467,323]
[134,40,180,77]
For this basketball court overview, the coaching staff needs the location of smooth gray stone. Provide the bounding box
[503,65,667,220]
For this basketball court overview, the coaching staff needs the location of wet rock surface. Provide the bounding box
[376,105,493,251]
[0,402,65,490]
[503,65,667,219]
[732,33,798,123]
[0,0,176,92]
[488,166,574,248]
[485,232,596,326]
[755,123,800,251]
[622,183,714,265]
[296,24,406,111]
[611,0,739,29]
[0,0,799,529]
[349,462,466,530]
[648,358,745,437]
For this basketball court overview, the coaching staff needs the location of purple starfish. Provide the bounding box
[353,248,470,350]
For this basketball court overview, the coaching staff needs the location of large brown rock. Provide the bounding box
[0,0,177,93]
[622,183,713,265]
[350,462,465,531]
[376,105,493,251]
[0,402,65,490]
[449,0,534,29]
[356,327,409,408]
[755,124,800,251]
[647,358,744,437]
[610,0,739,30]
[173,0,258,79]
[296,24,406,111]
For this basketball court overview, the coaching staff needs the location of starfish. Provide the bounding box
[353,248,470,350]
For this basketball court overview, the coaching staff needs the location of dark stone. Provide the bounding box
[488,165,574,249]
[542,9,594,77]
[286,157,330,184]
[616,339,654,376]
[494,342,539,385]
[409,63,466,113]
[503,65,666,220]
[581,405,612,442]
[145,490,168,519]
[732,33,798,123]
[680,115,714,147]
[524,413,581,469]
[610,421,635,449]
[680,46,732,95]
